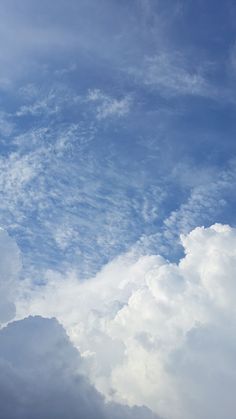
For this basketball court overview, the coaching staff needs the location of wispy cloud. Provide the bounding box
[129,52,216,98]
[87,89,132,120]
[0,229,21,324]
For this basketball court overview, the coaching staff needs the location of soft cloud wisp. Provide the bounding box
[0,229,21,324]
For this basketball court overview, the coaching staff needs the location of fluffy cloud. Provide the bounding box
[0,316,156,419]
[17,224,236,419]
[0,229,21,323]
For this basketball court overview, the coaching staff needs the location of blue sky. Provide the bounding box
[1,0,236,279]
[1,2,236,418]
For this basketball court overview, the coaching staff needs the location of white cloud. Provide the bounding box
[16,223,236,419]
[87,89,132,120]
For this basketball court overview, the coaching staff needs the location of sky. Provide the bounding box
[0,1,236,418]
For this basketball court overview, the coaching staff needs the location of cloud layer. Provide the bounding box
[17,224,236,419]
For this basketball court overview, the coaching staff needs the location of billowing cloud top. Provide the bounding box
[15,224,236,419]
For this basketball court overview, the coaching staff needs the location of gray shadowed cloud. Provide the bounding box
[0,315,158,419]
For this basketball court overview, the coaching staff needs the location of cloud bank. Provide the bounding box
[17,223,236,419]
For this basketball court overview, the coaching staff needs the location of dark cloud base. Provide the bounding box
[0,316,157,419]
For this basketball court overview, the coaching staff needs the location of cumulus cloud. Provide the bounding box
[0,229,21,323]
[16,224,236,419]
[0,315,157,419]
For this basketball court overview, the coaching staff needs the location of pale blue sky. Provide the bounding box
[0,0,236,278]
